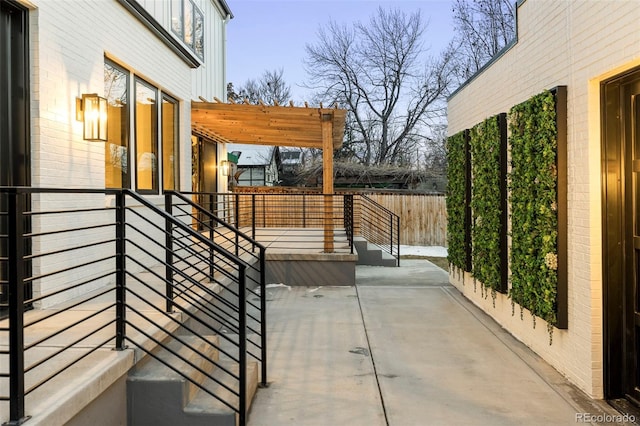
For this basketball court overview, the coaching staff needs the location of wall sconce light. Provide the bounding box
[220,160,231,176]
[76,93,107,141]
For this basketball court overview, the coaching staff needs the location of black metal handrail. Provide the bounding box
[181,191,355,254]
[0,187,260,426]
[165,190,267,385]
[358,194,400,265]
[182,191,399,264]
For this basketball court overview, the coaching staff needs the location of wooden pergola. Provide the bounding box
[191,100,347,251]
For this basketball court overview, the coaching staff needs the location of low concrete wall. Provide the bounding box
[266,253,357,286]
[66,376,127,426]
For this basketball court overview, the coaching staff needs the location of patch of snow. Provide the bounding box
[266,283,291,290]
[400,245,448,258]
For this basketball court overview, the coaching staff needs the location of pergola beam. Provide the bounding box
[191,101,347,253]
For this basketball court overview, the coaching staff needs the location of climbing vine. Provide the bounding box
[508,90,558,327]
[470,116,503,294]
[446,131,468,272]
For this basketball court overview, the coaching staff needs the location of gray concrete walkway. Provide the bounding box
[248,259,627,426]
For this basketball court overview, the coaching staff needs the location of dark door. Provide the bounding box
[191,136,218,228]
[0,0,31,312]
[602,69,640,411]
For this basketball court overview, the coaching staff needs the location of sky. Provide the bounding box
[226,0,455,103]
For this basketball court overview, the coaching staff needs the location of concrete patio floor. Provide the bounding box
[248,259,631,426]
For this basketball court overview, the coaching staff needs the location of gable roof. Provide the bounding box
[226,143,275,166]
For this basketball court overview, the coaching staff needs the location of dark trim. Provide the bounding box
[448,0,526,100]
[104,58,131,189]
[553,85,568,329]
[498,113,509,294]
[464,129,472,272]
[161,92,180,191]
[116,0,200,69]
[134,76,160,195]
[217,0,233,18]
[601,66,640,405]
[601,75,623,399]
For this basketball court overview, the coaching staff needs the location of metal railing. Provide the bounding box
[182,192,355,253]
[165,190,267,385]
[357,194,401,266]
[183,191,400,265]
[0,187,266,426]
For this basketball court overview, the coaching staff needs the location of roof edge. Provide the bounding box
[448,0,526,100]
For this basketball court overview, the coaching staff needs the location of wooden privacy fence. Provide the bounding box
[231,187,447,247]
[363,193,447,247]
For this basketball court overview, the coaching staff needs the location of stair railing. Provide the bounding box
[356,194,401,266]
[1,187,258,426]
[166,190,267,386]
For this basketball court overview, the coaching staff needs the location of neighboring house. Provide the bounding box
[447,0,640,415]
[279,147,305,186]
[226,143,280,186]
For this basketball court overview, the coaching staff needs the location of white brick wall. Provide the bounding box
[448,0,640,398]
[19,0,227,305]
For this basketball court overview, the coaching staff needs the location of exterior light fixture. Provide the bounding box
[220,160,231,176]
[76,93,107,141]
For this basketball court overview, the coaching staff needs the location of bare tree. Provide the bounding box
[423,124,447,175]
[448,0,515,83]
[228,68,292,105]
[304,7,451,166]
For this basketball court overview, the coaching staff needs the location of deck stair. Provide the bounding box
[353,237,398,267]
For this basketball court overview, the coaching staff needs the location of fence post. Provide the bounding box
[7,190,29,424]
[165,192,174,313]
[115,191,127,350]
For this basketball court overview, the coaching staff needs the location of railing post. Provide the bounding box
[234,193,240,229]
[165,192,174,312]
[396,216,400,267]
[115,191,127,350]
[347,195,354,254]
[209,225,216,280]
[259,247,268,386]
[7,190,29,425]
[209,193,214,229]
[238,265,247,426]
[302,194,306,228]
[251,194,256,240]
[390,214,394,261]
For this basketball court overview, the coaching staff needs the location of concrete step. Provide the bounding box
[184,360,259,426]
[127,334,220,425]
[354,237,397,267]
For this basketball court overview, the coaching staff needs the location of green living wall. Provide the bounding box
[508,90,560,326]
[470,115,504,294]
[446,130,469,272]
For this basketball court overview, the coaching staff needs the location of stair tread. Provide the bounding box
[129,334,219,381]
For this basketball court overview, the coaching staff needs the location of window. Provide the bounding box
[104,60,130,188]
[171,0,204,60]
[135,78,158,193]
[104,59,180,193]
[237,167,266,186]
[162,95,179,190]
